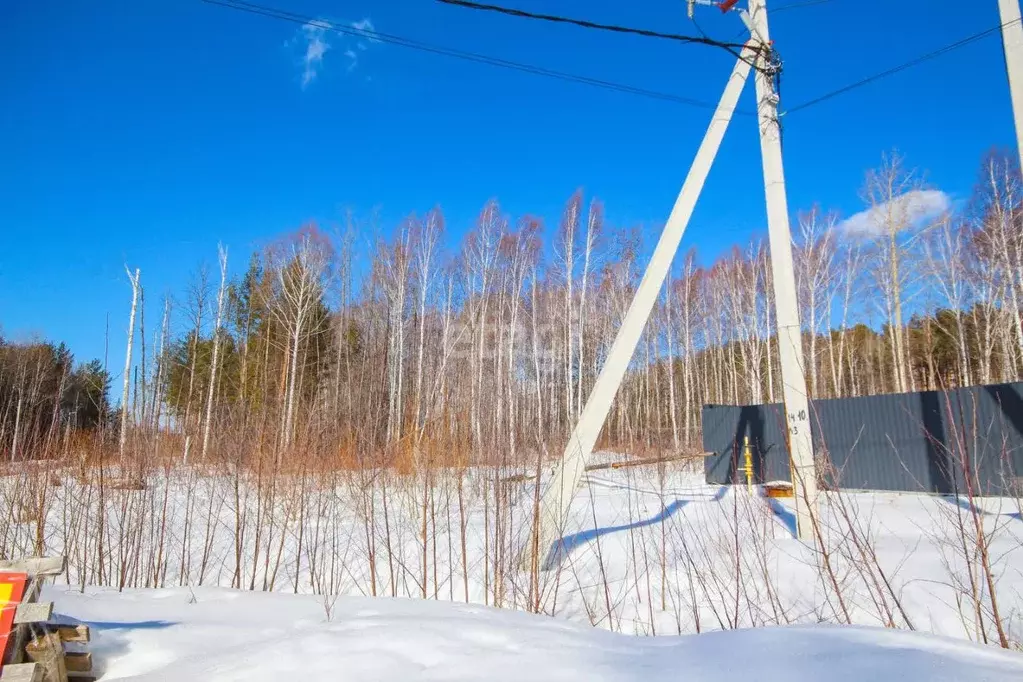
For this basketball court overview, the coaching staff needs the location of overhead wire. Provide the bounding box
[687,2,760,69]
[437,0,764,72]
[785,18,1022,115]
[205,0,1012,123]
[435,0,750,51]
[200,0,733,110]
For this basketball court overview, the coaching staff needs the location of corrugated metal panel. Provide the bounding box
[701,382,1023,495]
[703,403,787,485]
[814,391,955,493]
[956,384,1023,495]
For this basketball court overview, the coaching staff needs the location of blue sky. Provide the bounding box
[0,0,1017,378]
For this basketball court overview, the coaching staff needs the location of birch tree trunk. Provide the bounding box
[664,277,680,452]
[202,245,229,460]
[576,200,600,419]
[10,392,22,463]
[120,266,141,462]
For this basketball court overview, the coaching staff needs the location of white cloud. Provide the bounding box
[838,190,951,239]
[291,17,376,88]
[351,18,378,42]
[299,20,330,89]
[344,48,358,71]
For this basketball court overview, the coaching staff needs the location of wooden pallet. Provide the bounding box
[0,557,93,682]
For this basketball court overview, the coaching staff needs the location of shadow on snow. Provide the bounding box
[54,615,177,631]
[943,495,1023,522]
[544,499,692,571]
[764,497,798,538]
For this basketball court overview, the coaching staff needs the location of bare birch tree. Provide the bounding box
[795,207,838,396]
[266,227,332,449]
[201,244,229,459]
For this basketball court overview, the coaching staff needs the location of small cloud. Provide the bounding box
[289,17,376,88]
[838,189,951,239]
[299,20,331,89]
[351,18,379,42]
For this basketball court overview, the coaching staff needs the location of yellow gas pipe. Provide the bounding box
[742,436,753,494]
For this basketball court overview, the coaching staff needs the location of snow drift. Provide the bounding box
[49,586,1023,681]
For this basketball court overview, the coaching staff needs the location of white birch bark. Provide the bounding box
[120,266,141,461]
[202,244,229,460]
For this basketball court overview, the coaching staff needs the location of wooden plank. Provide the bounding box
[63,652,91,674]
[0,663,41,682]
[501,452,713,484]
[53,625,89,644]
[25,632,66,682]
[587,453,709,472]
[7,623,28,666]
[0,558,65,580]
[13,603,52,626]
[21,579,42,608]
[7,577,47,670]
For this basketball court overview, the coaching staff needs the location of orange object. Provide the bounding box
[0,573,28,669]
[764,484,794,499]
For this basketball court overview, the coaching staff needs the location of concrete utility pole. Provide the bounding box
[998,0,1023,171]
[523,44,757,569]
[524,0,819,569]
[747,0,817,540]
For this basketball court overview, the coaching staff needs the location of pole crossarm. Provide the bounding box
[998,0,1023,172]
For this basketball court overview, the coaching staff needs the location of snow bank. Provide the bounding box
[48,586,1023,681]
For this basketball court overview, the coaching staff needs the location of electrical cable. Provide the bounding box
[689,4,759,69]
[201,0,735,110]
[435,0,750,51]
[438,0,764,72]
[785,18,1021,115]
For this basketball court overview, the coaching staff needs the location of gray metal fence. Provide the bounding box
[702,383,1023,495]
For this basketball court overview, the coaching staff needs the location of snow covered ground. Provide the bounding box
[46,586,1023,681]
[5,458,1023,677]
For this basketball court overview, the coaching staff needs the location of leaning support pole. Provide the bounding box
[523,45,756,570]
[749,0,818,541]
[998,0,1023,175]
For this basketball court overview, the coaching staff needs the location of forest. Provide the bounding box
[2,149,1021,469]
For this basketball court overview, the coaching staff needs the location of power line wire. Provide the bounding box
[438,0,762,72]
[201,0,734,110]
[435,0,750,52]
[686,2,759,69]
[785,18,1020,115]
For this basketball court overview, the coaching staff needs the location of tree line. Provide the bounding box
[0,340,110,461]
[2,149,1021,466]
